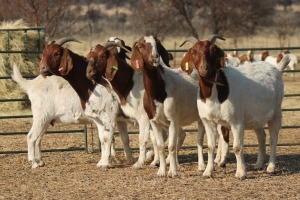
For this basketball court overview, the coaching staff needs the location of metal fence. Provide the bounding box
[0,28,299,154]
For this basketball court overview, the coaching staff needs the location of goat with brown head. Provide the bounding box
[180,35,226,78]
[86,40,133,105]
[39,37,95,109]
[39,38,82,77]
[131,35,171,73]
[180,35,229,104]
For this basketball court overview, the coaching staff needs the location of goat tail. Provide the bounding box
[277,55,290,72]
[11,63,30,93]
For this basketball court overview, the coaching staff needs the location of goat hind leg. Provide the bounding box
[254,128,266,170]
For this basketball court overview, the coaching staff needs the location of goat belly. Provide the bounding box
[85,84,119,129]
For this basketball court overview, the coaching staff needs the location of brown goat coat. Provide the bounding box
[86,46,134,106]
[39,44,95,110]
[131,40,168,119]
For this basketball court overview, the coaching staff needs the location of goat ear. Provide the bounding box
[180,50,194,74]
[130,42,143,72]
[216,47,226,69]
[105,53,118,81]
[157,41,171,68]
[59,48,73,75]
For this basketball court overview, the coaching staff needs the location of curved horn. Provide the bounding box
[179,37,198,47]
[209,34,226,44]
[54,37,81,46]
[105,41,131,53]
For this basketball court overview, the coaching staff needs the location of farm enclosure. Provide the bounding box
[0,75,299,199]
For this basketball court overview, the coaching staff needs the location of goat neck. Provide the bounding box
[106,53,135,105]
[63,50,95,108]
[130,36,167,119]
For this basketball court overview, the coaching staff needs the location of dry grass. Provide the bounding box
[0,19,45,114]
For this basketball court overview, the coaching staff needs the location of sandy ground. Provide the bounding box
[0,75,299,199]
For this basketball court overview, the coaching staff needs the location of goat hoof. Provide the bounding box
[96,162,111,169]
[157,170,166,177]
[168,170,179,178]
[32,162,40,168]
[235,171,247,180]
[132,162,143,169]
[203,170,214,178]
[38,160,45,167]
[266,164,275,173]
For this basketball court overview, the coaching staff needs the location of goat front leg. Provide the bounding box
[197,121,206,171]
[116,121,135,164]
[231,124,247,180]
[202,120,217,178]
[151,121,167,177]
[132,117,151,169]
[95,123,113,168]
[167,121,180,177]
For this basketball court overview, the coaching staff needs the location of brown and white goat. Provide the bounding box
[180,35,289,179]
[129,35,212,177]
[86,39,187,168]
[39,38,135,168]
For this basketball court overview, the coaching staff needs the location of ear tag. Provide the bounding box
[185,62,189,71]
[112,66,118,70]
[135,60,140,69]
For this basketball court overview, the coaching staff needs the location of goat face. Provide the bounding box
[39,43,73,77]
[131,35,170,71]
[86,44,119,82]
[181,40,225,79]
[86,45,108,81]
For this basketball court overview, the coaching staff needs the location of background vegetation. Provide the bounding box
[0,0,299,48]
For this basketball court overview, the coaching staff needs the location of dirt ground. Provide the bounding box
[0,76,300,199]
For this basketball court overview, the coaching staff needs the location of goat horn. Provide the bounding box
[209,34,226,44]
[105,41,131,53]
[54,37,81,46]
[179,37,198,47]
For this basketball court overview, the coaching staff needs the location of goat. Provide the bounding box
[180,35,290,179]
[86,38,187,169]
[277,50,298,78]
[248,50,269,62]
[12,64,132,168]
[130,35,229,177]
[37,38,135,168]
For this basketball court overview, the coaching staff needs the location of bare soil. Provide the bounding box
[0,76,299,200]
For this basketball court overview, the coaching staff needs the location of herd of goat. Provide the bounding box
[11,35,292,180]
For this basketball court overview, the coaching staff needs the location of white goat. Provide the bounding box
[130,35,229,177]
[278,51,298,78]
[12,65,133,169]
[181,35,290,179]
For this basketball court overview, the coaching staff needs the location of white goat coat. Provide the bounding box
[12,65,123,168]
[199,62,283,128]
[198,61,284,179]
[150,66,205,177]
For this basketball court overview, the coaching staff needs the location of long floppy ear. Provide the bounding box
[59,48,73,75]
[156,40,171,68]
[105,51,119,81]
[212,45,226,69]
[130,42,143,72]
[180,50,194,74]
